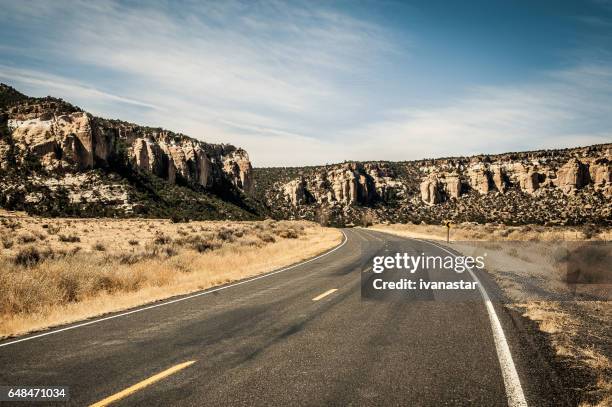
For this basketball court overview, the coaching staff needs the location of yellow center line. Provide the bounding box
[89,360,196,407]
[312,288,338,301]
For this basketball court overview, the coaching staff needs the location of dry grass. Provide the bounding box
[369,222,612,406]
[370,222,612,242]
[0,211,342,338]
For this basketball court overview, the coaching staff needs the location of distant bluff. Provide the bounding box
[254,144,612,226]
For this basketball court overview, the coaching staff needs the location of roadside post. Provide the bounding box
[444,221,451,243]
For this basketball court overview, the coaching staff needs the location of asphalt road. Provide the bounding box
[0,229,573,406]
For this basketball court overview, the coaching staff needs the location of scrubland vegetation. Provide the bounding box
[0,211,342,337]
[369,221,611,241]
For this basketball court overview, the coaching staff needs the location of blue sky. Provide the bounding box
[1,0,611,166]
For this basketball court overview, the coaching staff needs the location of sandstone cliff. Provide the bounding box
[255,144,612,226]
[0,84,257,220]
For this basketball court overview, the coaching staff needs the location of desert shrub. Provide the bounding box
[58,234,80,243]
[93,275,120,293]
[258,233,276,243]
[117,252,148,265]
[153,232,172,245]
[217,228,236,242]
[176,235,220,252]
[263,219,276,229]
[14,246,49,267]
[1,218,21,230]
[46,225,61,235]
[239,237,260,247]
[315,208,330,227]
[58,274,80,302]
[17,234,37,244]
[128,239,139,246]
[193,240,221,253]
[92,242,106,251]
[171,214,190,223]
[177,229,188,236]
[277,228,298,239]
[2,236,13,249]
[497,229,512,238]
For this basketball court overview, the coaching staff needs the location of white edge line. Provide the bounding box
[365,229,528,407]
[0,230,349,348]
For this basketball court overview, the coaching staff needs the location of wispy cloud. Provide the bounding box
[0,66,159,110]
[341,64,612,161]
[0,0,611,166]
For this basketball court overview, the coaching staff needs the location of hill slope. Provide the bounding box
[0,84,259,220]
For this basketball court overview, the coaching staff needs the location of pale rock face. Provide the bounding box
[166,143,189,181]
[554,158,589,194]
[9,117,58,169]
[195,148,212,188]
[93,127,114,164]
[277,162,404,208]
[441,174,461,199]
[519,168,540,194]
[467,168,491,194]
[130,137,216,188]
[222,149,254,195]
[131,137,174,181]
[133,138,151,172]
[590,161,612,197]
[330,169,358,204]
[491,166,506,193]
[365,163,405,201]
[420,175,442,205]
[2,95,259,200]
[9,113,96,170]
[54,113,94,168]
[283,178,307,206]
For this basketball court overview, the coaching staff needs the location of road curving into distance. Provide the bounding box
[0,229,573,406]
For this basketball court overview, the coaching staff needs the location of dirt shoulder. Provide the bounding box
[0,212,342,338]
[369,223,611,407]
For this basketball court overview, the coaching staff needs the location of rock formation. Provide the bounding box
[283,178,307,206]
[518,167,540,195]
[420,175,442,205]
[590,160,612,196]
[2,93,253,195]
[441,173,462,199]
[491,166,506,193]
[0,84,257,220]
[467,168,491,194]
[553,158,589,194]
[258,143,612,226]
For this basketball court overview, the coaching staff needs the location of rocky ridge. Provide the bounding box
[0,84,256,219]
[255,144,612,226]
